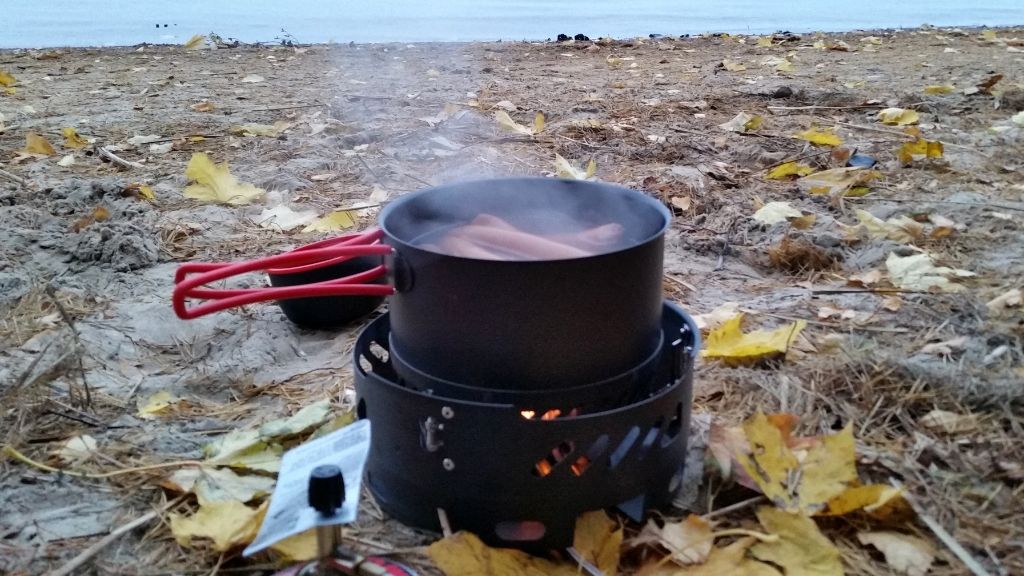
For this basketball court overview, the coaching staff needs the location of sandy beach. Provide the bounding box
[2,26,1023,575]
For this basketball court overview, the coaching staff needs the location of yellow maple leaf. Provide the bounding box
[794,127,843,147]
[796,426,858,512]
[857,532,936,576]
[302,210,358,233]
[751,507,843,576]
[897,139,943,164]
[719,112,763,133]
[169,500,266,552]
[495,110,537,136]
[637,537,782,576]
[62,127,89,149]
[136,390,180,419]
[183,152,265,205]
[701,314,806,365]
[800,167,881,197]
[270,528,319,561]
[574,511,622,575]
[554,153,595,180]
[22,132,56,156]
[428,531,577,576]
[737,412,800,506]
[877,107,920,126]
[660,514,714,564]
[767,162,816,180]
[822,484,909,518]
[923,85,954,94]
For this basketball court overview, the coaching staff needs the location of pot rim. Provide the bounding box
[379,177,671,262]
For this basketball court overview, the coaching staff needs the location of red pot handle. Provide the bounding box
[172,228,396,320]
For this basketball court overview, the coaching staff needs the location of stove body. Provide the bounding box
[354,302,697,550]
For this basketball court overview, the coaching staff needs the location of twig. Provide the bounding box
[95,145,145,170]
[437,508,453,538]
[702,495,766,520]
[2,445,203,478]
[46,496,185,576]
[764,149,831,171]
[889,479,993,576]
[809,288,923,295]
[0,167,29,187]
[768,104,888,111]
[46,286,90,408]
[664,274,696,292]
[245,102,327,112]
[746,309,911,333]
[848,196,1024,213]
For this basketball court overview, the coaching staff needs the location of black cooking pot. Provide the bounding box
[172,177,670,390]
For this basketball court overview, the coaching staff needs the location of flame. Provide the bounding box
[520,410,536,420]
[570,456,590,477]
[540,409,561,420]
[534,459,553,477]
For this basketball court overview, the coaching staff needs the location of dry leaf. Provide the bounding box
[191,101,215,112]
[62,127,89,149]
[124,182,156,201]
[22,132,56,156]
[574,511,622,575]
[923,85,954,94]
[638,537,782,576]
[790,213,816,230]
[166,466,275,506]
[897,139,943,164]
[928,214,957,238]
[661,515,713,564]
[751,507,843,576]
[719,112,763,133]
[241,74,265,83]
[877,108,920,126]
[71,206,111,232]
[919,409,978,434]
[257,400,331,438]
[183,152,265,205]
[303,210,359,233]
[757,36,774,47]
[767,162,815,180]
[554,153,594,180]
[737,412,800,506]
[917,336,968,356]
[701,315,806,366]
[428,531,576,576]
[976,73,1003,95]
[857,532,935,576]
[882,296,902,311]
[495,110,537,136]
[794,127,843,147]
[885,252,974,292]
[987,288,1022,312]
[269,529,318,562]
[257,205,319,231]
[137,390,180,419]
[722,59,747,71]
[671,196,693,211]
[1012,111,1024,126]
[800,167,881,197]
[57,154,75,167]
[823,484,908,518]
[855,210,923,243]
[169,501,266,552]
[692,302,741,331]
[0,70,16,87]
[149,142,173,154]
[847,269,883,287]
[183,34,206,49]
[753,202,802,225]
[533,112,546,134]
[56,434,97,464]
[796,427,857,512]
[229,122,288,137]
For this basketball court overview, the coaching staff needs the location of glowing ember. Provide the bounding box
[520,410,536,419]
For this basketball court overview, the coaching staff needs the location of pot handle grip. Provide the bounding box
[172,230,396,320]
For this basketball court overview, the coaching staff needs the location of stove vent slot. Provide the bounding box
[608,426,641,469]
[533,441,575,477]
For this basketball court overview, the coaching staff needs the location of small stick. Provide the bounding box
[46,495,186,576]
[702,495,765,520]
[768,104,887,111]
[437,508,453,538]
[847,196,1024,213]
[2,445,203,479]
[764,149,831,171]
[0,167,29,187]
[46,286,91,407]
[245,102,326,112]
[95,145,145,170]
[748,310,911,333]
[889,479,993,576]
[831,121,987,155]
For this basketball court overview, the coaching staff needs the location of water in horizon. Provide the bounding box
[2,0,1022,49]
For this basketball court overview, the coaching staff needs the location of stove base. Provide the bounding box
[353,302,698,550]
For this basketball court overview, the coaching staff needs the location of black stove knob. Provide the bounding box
[308,465,345,516]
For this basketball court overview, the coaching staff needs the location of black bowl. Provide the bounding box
[267,255,385,329]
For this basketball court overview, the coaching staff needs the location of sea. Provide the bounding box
[2,0,1022,48]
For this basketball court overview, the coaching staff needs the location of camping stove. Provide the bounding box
[353,301,698,550]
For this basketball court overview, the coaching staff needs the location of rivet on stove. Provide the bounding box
[442,458,455,471]
[441,406,454,419]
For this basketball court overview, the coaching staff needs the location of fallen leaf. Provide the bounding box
[574,511,622,575]
[554,153,594,180]
[71,206,111,232]
[56,434,97,464]
[847,269,884,287]
[166,466,275,506]
[303,210,359,232]
[919,409,978,434]
[692,302,741,331]
[203,429,261,462]
[241,74,265,83]
[170,500,266,552]
[495,110,537,136]
[638,537,782,576]
[976,73,1003,95]
[124,182,156,201]
[183,34,206,49]
[719,112,763,133]
[57,154,75,167]
[800,167,881,197]
[857,532,935,576]
[183,152,265,205]
[149,142,173,154]
[885,252,974,292]
[661,515,713,564]
[855,210,923,243]
[257,399,332,438]
[987,288,1022,312]
[861,36,883,45]
[62,127,89,149]
[767,162,816,180]
[751,507,843,576]
[0,70,16,87]
[534,112,546,134]
[918,336,968,356]
[753,202,803,225]
[775,60,795,73]
[428,531,576,576]
[923,85,954,94]
[877,108,920,126]
[794,127,843,147]
[1012,111,1024,126]
[191,101,215,112]
[137,390,180,419]
[928,214,958,238]
[269,529,318,562]
[214,443,283,473]
[737,412,800,506]
[790,214,816,229]
[897,139,943,164]
[722,59,747,71]
[882,296,902,311]
[22,132,56,156]
[671,196,692,211]
[126,134,162,147]
[757,36,774,47]
[701,315,806,366]
[823,484,908,518]
[796,426,857,512]
[257,205,319,231]
[229,121,288,137]
[817,306,856,321]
